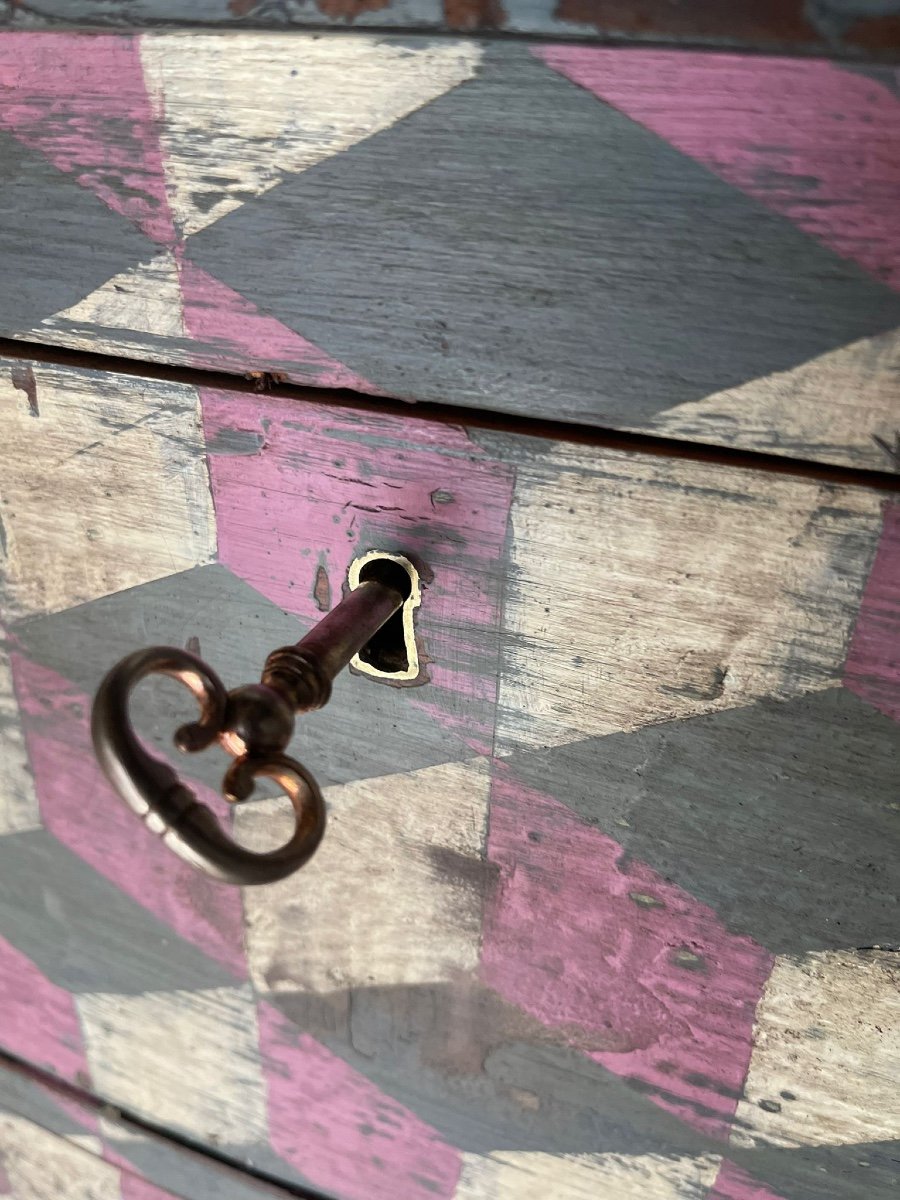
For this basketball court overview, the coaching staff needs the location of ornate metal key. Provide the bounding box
[91,555,415,886]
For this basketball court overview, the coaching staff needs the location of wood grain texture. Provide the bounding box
[238,758,491,995]
[0,1061,301,1199]
[0,361,215,621]
[0,1114,122,1200]
[733,950,900,1151]
[454,1149,723,1199]
[489,434,882,753]
[1,358,898,1199]
[0,639,39,835]
[0,32,898,468]
[78,987,270,1147]
[3,0,900,53]
[136,34,481,240]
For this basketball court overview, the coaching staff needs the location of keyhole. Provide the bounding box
[349,551,422,682]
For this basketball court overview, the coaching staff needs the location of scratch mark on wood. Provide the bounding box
[872,431,900,471]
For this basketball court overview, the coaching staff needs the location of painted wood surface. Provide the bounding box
[0,1061,302,1199]
[3,0,900,53]
[1,31,899,469]
[1,356,898,1200]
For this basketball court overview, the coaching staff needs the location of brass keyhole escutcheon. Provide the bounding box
[348,552,422,683]
[91,549,424,885]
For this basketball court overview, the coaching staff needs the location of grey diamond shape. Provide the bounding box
[187,47,900,425]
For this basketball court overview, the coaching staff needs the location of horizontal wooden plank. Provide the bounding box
[1,357,898,1200]
[0,31,898,468]
[0,1060,301,1199]
[4,0,900,54]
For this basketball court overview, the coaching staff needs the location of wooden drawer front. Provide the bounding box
[6,0,900,50]
[0,31,898,469]
[1,359,897,1200]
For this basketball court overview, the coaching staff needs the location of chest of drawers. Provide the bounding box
[0,24,897,1200]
